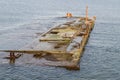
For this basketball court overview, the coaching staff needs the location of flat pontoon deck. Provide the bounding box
[0,16,95,70]
[0,5,96,70]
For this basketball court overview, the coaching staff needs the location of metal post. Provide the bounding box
[10,52,15,58]
[86,5,88,22]
[9,52,15,64]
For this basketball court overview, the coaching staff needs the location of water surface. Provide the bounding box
[0,0,120,80]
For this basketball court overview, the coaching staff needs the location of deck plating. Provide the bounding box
[0,6,96,70]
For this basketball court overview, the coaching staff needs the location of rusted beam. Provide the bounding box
[0,50,73,56]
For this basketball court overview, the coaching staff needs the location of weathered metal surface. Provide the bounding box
[0,16,95,70]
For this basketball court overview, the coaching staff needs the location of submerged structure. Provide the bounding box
[0,7,96,70]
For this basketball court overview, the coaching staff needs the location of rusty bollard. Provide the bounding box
[9,52,16,64]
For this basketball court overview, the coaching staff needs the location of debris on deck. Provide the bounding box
[0,6,96,70]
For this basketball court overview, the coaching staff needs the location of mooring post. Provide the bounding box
[10,52,15,58]
[86,5,88,22]
[9,52,15,64]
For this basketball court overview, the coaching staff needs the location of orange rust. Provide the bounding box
[66,13,72,18]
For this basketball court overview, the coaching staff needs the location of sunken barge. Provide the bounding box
[0,7,96,70]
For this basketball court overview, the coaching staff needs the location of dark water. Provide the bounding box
[0,0,120,80]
